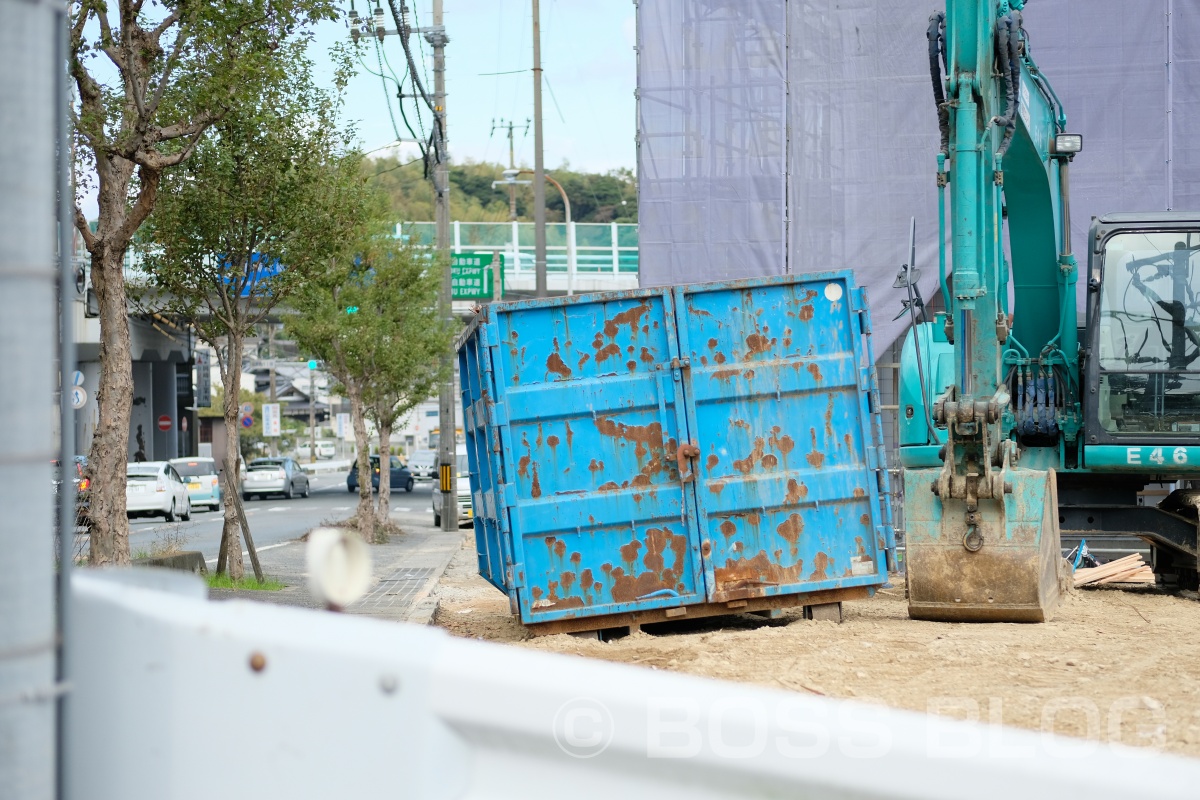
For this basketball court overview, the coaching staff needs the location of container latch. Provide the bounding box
[676,442,701,483]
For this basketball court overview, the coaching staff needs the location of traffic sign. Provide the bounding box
[72,370,85,387]
[70,386,87,410]
[241,415,253,429]
[157,415,172,432]
[335,412,351,440]
[262,403,281,437]
[451,252,504,300]
[240,402,254,417]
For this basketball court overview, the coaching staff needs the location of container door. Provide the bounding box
[675,274,888,603]
[491,291,706,625]
[459,316,512,598]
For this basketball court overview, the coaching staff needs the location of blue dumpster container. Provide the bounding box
[457,271,895,633]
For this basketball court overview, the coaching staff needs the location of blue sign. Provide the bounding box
[241,415,253,428]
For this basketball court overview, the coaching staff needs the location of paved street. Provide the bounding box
[123,471,439,564]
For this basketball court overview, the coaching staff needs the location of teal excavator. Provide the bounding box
[899,0,1200,621]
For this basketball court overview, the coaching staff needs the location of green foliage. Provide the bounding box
[70,0,340,211]
[287,198,454,414]
[365,158,638,224]
[139,41,365,347]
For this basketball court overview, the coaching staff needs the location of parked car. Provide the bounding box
[432,450,473,528]
[407,450,437,481]
[169,457,222,511]
[347,455,414,493]
[296,440,336,460]
[126,461,191,521]
[53,455,91,524]
[243,457,310,500]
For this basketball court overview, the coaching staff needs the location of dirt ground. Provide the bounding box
[433,537,1200,758]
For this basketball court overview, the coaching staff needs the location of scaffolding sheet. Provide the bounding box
[637,0,1195,350]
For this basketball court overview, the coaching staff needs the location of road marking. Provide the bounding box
[331,506,351,511]
[395,507,411,512]
[204,540,294,564]
[267,506,287,512]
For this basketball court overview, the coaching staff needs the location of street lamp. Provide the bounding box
[492,169,577,295]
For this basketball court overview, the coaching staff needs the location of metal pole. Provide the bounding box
[308,366,316,464]
[539,173,572,296]
[532,0,546,298]
[268,364,277,457]
[431,0,456,531]
[0,0,58,796]
[507,121,517,221]
[55,4,76,798]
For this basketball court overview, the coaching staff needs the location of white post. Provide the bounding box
[453,220,461,253]
[611,222,620,274]
[567,220,577,296]
[512,220,521,272]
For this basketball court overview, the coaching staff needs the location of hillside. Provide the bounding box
[365,157,637,224]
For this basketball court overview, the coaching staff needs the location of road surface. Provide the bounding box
[123,472,439,564]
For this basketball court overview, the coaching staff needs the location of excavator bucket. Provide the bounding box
[904,467,1065,622]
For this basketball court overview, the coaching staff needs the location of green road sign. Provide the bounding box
[451,252,504,300]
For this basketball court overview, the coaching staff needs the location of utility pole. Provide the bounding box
[532,0,547,297]
[491,118,529,220]
[427,0,457,532]
[352,0,454,530]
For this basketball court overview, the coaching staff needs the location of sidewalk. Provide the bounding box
[208,527,469,624]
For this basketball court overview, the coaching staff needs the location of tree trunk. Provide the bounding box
[348,383,376,544]
[218,337,246,579]
[375,411,393,529]
[86,244,134,565]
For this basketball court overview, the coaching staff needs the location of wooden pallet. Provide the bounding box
[523,585,870,636]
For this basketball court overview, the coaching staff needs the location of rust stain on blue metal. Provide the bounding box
[455,274,894,625]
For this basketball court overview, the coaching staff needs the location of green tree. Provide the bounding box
[365,158,638,223]
[69,0,338,566]
[139,44,365,578]
[289,214,452,543]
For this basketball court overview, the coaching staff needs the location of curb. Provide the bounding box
[404,531,466,625]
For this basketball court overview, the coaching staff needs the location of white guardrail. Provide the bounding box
[67,570,1200,800]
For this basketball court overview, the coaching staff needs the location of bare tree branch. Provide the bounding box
[145,23,187,119]
[74,206,98,252]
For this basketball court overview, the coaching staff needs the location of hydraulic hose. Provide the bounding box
[927,12,949,156]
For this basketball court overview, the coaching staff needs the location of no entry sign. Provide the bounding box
[157,415,172,432]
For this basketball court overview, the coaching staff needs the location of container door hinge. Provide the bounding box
[491,401,509,427]
[501,483,519,509]
[506,562,525,589]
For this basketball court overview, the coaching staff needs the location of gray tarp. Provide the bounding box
[637,0,1195,350]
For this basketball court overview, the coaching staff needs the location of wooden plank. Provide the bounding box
[1074,554,1144,588]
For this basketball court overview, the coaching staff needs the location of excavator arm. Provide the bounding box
[902,1,1081,622]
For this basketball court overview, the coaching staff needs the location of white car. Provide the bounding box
[432,451,473,528]
[316,440,336,459]
[126,461,191,521]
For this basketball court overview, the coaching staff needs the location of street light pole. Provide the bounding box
[495,169,575,295]
[532,0,546,298]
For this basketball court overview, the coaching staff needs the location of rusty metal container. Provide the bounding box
[457,272,895,634]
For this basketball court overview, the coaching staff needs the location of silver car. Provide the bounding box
[242,457,310,501]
